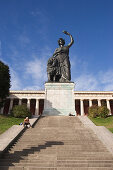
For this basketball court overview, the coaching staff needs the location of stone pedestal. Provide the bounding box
[43,82,76,116]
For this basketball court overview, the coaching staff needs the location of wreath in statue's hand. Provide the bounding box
[62,30,70,35]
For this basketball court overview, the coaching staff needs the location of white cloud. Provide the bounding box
[103,84,113,91]
[23,85,44,91]
[40,46,52,58]
[74,69,113,91]
[10,68,22,90]
[25,58,46,81]
[24,46,52,85]
[75,74,99,91]
[99,70,113,84]
[99,70,113,91]
[8,45,19,59]
[2,40,113,92]
[2,45,52,90]
[0,57,8,65]
[70,55,77,68]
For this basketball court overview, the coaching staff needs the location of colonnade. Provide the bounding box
[1,97,113,116]
[0,98,42,115]
[76,98,112,116]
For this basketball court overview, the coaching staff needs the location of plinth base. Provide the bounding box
[43,82,76,116]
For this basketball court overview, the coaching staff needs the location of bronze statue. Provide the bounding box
[47,31,74,82]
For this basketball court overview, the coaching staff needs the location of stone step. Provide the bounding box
[1,159,113,164]
[0,162,113,167]
[0,167,113,170]
[16,139,100,141]
[13,139,103,143]
[1,156,113,162]
[8,150,108,156]
[15,134,101,137]
[14,141,101,144]
[58,168,113,170]
[56,168,113,170]
[10,144,107,148]
[56,161,113,167]
[16,136,102,139]
[11,141,103,146]
[56,163,113,168]
[57,156,113,160]
[1,167,113,170]
[8,147,107,153]
[0,167,56,170]
[3,152,111,159]
[24,131,94,133]
[18,139,100,141]
[3,151,111,158]
[1,116,113,169]
[0,162,55,167]
[9,147,107,152]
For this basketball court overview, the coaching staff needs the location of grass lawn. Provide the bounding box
[88,115,113,133]
[0,115,24,135]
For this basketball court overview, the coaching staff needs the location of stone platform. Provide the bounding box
[43,82,76,116]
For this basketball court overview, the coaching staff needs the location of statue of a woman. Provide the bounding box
[47,31,74,82]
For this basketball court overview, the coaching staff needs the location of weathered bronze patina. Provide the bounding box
[47,31,74,82]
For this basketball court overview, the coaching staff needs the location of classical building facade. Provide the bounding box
[0,90,113,116]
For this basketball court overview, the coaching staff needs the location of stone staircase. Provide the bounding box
[0,116,113,170]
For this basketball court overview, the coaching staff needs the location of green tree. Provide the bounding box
[0,61,11,109]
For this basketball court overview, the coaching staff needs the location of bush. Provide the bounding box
[12,105,32,118]
[98,106,109,118]
[88,105,99,118]
[88,105,110,118]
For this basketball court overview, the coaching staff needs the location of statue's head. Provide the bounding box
[58,38,65,46]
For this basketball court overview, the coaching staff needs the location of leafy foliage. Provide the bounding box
[12,104,32,118]
[98,106,109,118]
[0,61,11,109]
[88,105,99,118]
[88,105,109,118]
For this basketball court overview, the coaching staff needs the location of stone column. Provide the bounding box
[0,107,4,114]
[80,99,84,116]
[98,99,101,107]
[106,99,111,115]
[35,99,39,115]
[89,99,92,107]
[27,99,30,110]
[8,99,14,114]
[19,99,22,105]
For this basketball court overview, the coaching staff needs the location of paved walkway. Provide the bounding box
[78,116,113,156]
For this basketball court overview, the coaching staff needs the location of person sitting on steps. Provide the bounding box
[23,117,32,128]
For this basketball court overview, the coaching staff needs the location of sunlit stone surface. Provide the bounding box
[43,82,76,116]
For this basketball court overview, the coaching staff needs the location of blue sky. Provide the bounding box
[0,0,113,91]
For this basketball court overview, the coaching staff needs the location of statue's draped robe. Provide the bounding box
[47,45,71,82]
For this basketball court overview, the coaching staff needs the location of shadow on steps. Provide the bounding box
[1,141,64,167]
